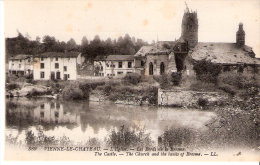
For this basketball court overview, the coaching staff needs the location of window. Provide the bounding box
[55,63,59,69]
[55,57,58,61]
[40,72,45,78]
[20,60,22,62]
[68,74,70,78]
[64,66,67,71]
[127,72,132,74]
[40,112,44,118]
[19,64,21,68]
[118,62,122,68]
[40,63,44,69]
[50,102,55,109]
[128,62,132,68]
[41,57,44,61]
[40,104,45,109]
[141,61,145,67]
[56,103,60,109]
[117,72,123,75]
[55,112,59,118]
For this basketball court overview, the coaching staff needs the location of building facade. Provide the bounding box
[33,52,81,80]
[94,55,135,77]
[8,55,33,76]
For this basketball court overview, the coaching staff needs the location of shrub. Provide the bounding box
[193,60,222,84]
[190,81,216,91]
[27,88,52,97]
[123,73,141,85]
[170,72,182,86]
[142,86,158,105]
[6,83,20,91]
[197,98,209,107]
[107,125,153,149]
[160,127,195,149]
[61,83,89,100]
[218,85,236,96]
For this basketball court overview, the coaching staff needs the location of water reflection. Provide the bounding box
[6,98,217,143]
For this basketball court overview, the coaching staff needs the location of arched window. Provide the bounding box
[160,62,165,75]
[149,62,153,75]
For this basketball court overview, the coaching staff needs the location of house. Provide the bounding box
[8,54,33,76]
[33,51,81,80]
[135,6,260,76]
[94,55,135,77]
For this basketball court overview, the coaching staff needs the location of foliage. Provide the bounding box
[107,126,153,149]
[170,72,182,86]
[197,98,209,107]
[61,82,90,100]
[193,60,222,84]
[6,83,20,91]
[141,86,158,105]
[189,81,217,92]
[6,32,149,62]
[27,88,52,97]
[159,127,195,149]
[218,84,236,96]
[123,73,141,85]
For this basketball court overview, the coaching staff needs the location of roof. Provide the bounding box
[135,41,176,57]
[36,51,80,58]
[105,55,134,61]
[9,54,32,60]
[190,42,260,65]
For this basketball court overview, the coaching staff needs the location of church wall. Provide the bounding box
[145,54,169,76]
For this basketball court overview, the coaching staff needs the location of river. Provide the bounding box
[6,97,217,145]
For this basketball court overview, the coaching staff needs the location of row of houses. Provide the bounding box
[8,51,84,80]
[8,8,260,80]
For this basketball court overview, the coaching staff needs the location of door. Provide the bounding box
[51,72,55,80]
[149,62,153,75]
[64,74,68,80]
[56,71,60,80]
[160,62,165,75]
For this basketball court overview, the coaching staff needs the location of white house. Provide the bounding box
[94,55,135,77]
[33,52,82,80]
[8,54,33,76]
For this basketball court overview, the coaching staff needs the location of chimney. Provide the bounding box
[236,23,245,47]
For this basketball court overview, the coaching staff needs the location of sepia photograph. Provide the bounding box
[1,0,260,162]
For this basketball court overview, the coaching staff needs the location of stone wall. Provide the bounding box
[158,88,227,107]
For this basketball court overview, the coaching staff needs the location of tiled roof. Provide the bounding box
[36,51,80,58]
[190,42,260,65]
[135,41,177,57]
[105,55,134,61]
[9,54,32,60]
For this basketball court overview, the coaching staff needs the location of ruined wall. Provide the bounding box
[158,88,227,107]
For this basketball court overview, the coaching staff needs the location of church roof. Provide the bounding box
[190,42,260,65]
[135,41,176,57]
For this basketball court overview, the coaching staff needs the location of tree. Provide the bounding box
[66,38,77,51]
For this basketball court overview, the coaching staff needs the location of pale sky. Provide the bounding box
[4,0,260,57]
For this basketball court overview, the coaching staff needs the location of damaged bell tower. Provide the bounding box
[181,3,198,48]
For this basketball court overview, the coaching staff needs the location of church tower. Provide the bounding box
[181,4,198,48]
[236,23,245,47]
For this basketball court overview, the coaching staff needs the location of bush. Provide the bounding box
[61,83,89,100]
[27,88,52,97]
[193,60,222,84]
[218,85,236,96]
[170,72,182,86]
[160,127,195,149]
[107,126,153,149]
[142,86,158,105]
[197,98,209,107]
[190,81,217,91]
[6,83,20,90]
[123,73,141,85]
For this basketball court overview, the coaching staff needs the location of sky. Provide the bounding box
[4,0,260,57]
